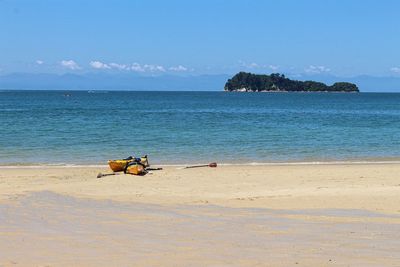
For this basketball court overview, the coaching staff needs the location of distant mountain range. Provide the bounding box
[0,73,230,91]
[0,72,400,92]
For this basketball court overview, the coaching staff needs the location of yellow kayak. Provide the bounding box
[108,159,133,172]
[125,163,146,175]
[108,156,149,172]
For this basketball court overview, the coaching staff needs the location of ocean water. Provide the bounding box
[1,90,400,165]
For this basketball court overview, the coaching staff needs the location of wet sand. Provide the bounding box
[1,164,400,266]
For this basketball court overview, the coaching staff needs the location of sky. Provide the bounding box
[1,0,400,77]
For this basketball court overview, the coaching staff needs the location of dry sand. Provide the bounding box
[1,163,400,266]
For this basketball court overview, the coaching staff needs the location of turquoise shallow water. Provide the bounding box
[1,90,400,165]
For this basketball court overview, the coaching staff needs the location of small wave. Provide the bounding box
[0,164,108,169]
[0,108,29,111]
[2,159,400,169]
[88,90,108,94]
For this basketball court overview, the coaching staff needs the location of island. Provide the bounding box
[224,72,359,92]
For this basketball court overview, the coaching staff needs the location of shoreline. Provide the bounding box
[2,158,400,168]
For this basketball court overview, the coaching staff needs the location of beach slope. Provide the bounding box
[1,164,400,266]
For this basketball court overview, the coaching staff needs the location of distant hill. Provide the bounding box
[0,73,230,91]
[225,72,359,92]
[298,74,400,93]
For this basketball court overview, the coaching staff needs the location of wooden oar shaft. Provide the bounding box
[184,162,217,169]
[97,172,117,178]
[184,164,209,169]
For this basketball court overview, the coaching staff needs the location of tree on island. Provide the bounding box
[224,72,359,92]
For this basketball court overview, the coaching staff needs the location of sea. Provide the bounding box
[1,90,400,165]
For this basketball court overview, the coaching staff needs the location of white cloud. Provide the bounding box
[36,60,44,65]
[90,61,111,69]
[239,60,259,69]
[248,62,258,68]
[124,63,166,73]
[305,65,330,74]
[87,60,171,73]
[155,65,166,72]
[60,60,81,70]
[268,65,279,71]
[109,63,129,70]
[169,65,188,72]
[239,61,281,71]
[390,67,400,74]
[143,64,165,72]
[130,62,145,72]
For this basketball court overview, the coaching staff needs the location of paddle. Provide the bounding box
[97,167,162,178]
[97,172,119,178]
[146,167,163,171]
[183,162,217,169]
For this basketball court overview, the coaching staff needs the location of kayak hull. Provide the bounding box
[108,159,133,172]
[125,163,146,175]
[108,156,149,172]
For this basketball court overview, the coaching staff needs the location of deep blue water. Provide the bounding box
[1,90,400,165]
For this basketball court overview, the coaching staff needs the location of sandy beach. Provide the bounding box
[3,0,400,266]
[1,163,400,266]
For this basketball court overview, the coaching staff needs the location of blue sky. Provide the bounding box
[1,0,400,76]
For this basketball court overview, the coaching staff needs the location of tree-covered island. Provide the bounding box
[224,72,359,92]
